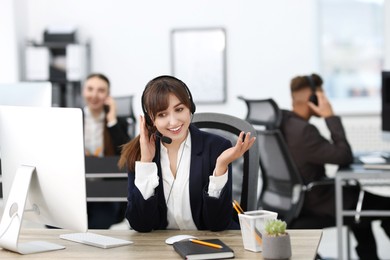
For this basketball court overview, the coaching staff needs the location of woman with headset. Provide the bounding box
[118,75,255,232]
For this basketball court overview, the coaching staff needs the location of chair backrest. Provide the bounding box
[238,97,305,224]
[256,130,305,224]
[191,112,260,211]
[238,96,282,130]
[113,95,136,138]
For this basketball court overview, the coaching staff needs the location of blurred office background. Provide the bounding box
[1,0,390,152]
[1,0,390,258]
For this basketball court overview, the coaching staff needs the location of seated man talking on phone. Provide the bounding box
[280,73,390,259]
[82,73,131,229]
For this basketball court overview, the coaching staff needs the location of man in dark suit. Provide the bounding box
[280,73,390,259]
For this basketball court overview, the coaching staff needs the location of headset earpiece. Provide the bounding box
[307,75,318,106]
[144,112,153,127]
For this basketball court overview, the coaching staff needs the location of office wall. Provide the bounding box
[23,0,319,118]
[385,0,390,70]
[0,0,21,83]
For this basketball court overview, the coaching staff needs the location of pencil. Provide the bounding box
[233,200,263,245]
[233,199,244,213]
[232,202,242,215]
[189,239,223,249]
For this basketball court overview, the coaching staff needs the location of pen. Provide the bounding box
[189,239,223,249]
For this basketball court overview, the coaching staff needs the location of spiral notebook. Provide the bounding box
[173,239,234,260]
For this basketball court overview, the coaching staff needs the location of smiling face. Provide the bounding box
[153,93,191,145]
[83,76,109,114]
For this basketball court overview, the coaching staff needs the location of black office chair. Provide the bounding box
[239,96,357,259]
[237,96,335,227]
[192,112,260,211]
[113,95,136,138]
[237,97,282,131]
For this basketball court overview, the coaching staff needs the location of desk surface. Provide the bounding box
[0,229,322,259]
[338,165,390,197]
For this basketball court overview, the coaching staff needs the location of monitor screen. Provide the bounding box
[0,106,87,254]
[382,71,390,140]
[0,82,52,107]
[0,82,52,177]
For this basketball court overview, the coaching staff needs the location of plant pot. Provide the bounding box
[262,233,292,259]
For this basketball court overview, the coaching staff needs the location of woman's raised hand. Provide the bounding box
[139,115,156,162]
[214,131,256,176]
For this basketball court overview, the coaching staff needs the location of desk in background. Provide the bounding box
[336,165,390,260]
[0,229,322,259]
[0,156,128,202]
[85,156,127,202]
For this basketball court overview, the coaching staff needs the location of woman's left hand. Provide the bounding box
[214,132,256,176]
[104,96,117,123]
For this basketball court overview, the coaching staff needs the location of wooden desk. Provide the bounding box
[0,229,322,259]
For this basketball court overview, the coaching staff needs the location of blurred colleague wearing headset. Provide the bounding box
[118,75,256,232]
[280,73,390,259]
[83,73,131,229]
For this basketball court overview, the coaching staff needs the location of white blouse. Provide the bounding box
[83,107,105,157]
[134,132,228,230]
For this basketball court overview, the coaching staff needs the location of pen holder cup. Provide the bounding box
[238,210,278,252]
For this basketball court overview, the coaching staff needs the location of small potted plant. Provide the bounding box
[262,219,292,259]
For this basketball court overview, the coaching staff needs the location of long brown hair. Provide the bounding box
[118,75,193,172]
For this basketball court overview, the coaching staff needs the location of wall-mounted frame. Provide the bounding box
[171,28,227,103]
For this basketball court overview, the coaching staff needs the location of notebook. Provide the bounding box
[363,163,390,170]
[173,239,234,260]
[357,152,390,170]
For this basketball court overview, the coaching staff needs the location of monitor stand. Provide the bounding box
[0,165,65,254]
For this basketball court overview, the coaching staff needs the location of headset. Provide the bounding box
[141,75,196,143]
[306,75,318,106]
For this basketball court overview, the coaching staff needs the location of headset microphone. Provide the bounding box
[155,132,172,144]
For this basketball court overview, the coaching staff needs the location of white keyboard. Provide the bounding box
[60,232,133,249]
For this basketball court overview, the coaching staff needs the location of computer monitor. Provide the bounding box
[0,82,52,107]
[0,82,52,177]
[382,71,390,141]
[0,106,87,254]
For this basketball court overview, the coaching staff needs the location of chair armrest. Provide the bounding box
[305,177,334,191]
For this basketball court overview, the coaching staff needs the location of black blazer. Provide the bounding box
[280,110,354,216]
[82,109,130,156]
[125,124,235,232]
[105,117,131,155]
